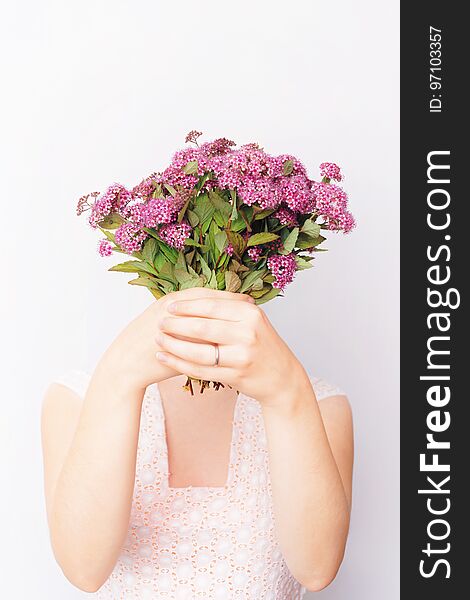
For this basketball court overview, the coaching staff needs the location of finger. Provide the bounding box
[156,351,235,383]
[156,331,238,367]
[167,297,256,321]
[166,287,255,303]
[160,316,240,344]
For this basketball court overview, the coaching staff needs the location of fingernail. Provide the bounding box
[156,352,168,362]
[168,302,178,314]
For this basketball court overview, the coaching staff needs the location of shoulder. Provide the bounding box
[307,373,353,423]
[41,370,90,441]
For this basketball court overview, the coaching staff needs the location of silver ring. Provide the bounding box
[213,344,220,367]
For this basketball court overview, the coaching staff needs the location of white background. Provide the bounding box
[0,1,399,598]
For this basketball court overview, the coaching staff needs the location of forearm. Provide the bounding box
[49,358,147,590]
[261,370,350,590]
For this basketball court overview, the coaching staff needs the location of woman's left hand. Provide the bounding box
[155,292,308,405]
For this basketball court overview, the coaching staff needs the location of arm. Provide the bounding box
[41,369,149,592]
[260,375,353,591]
[41,288,252,592]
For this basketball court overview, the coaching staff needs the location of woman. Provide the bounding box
[41,286,354,599]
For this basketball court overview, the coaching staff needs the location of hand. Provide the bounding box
[97,288,255,393]
[155,292,308,405]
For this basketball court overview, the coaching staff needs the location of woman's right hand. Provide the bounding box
[96,287,254,393]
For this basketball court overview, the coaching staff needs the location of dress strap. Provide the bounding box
[309,374,346,401]
[53,369,91,399]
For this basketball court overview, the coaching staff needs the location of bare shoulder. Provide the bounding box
[41,383,84,522]
[318,393,353,422]
[41,382,84,437]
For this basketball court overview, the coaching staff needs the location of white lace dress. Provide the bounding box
[53,371,344,600]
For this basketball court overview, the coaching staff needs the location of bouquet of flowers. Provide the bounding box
[77,131,355,392]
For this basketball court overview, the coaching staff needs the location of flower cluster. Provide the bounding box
[88,183,132,228]
[77,132,355,303]
[77,133,355,393]
[158,222,192,250]
[267,253,298,291]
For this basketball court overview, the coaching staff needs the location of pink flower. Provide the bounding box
[326,210,356,233]
[237,177,279,209]
[97,239,113,257]
[185,130,203,144]
[279,175,314,213]
[225,243,234,257]
[319,162,343,181]
[247,246,262,262]
[273,207,298,227]
[115,222,147,254]
[267,253,297,290]
[88,183,132,228]
[131,176,159,199]
[158,222,192,250]
[140,196,181,226]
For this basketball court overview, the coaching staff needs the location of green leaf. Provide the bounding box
[295,255,314,270]
[219,252,231,269]
[107,261,143,275]
[174,269,194,285]
[176,251,187,273]
[283,159,294,176]
[208,189,231,218]
[253,208,276,220]
[98,228,116,243]
[238,206,253,231]
[230,213,247,232]
[155,239,179,264]
[188,264,199,278]
[251,278,264,291]
[154,251,166,272]
[250,284,272,298]
[246,232,279,247]
[108,260,158,276]
[98,213,126,230]
[159,261,176,284]
[225,230,246,259]
[255,286,282,304]
[296,233,326,249]
[230,189,238,221]
[216,270,225,290]
[198,254,212,282]
[182,160,198,175]
[214,230,228,254]
[279,227,299,255]
[195,171,212,192]
[185,248,196,265]
[149,287,166,299]
[208,270,218,289]
[239,268,268,293]
[177,195,192,223]
[142,238,158,263]
[164,184,177,197]
[193,193,214,226]
[300,220,321,238]
[187,209,199,227]
[224,270,241,293]
[184,238,205,248]
[213,210,227,228]
[128,276,160,289]
[179,276,205,290]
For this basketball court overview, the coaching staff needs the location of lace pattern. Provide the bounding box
[52,370,345,599]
